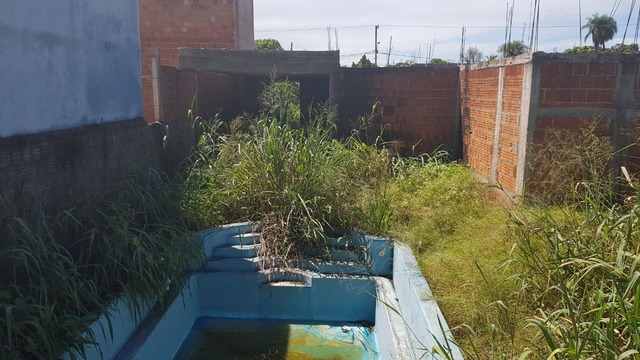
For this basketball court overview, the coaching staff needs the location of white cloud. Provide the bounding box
[255,0,636,65]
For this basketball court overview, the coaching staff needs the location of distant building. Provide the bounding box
[138,0,255,122]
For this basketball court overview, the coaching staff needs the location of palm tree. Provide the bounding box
[583,14,617,50]
[497,40,529,57]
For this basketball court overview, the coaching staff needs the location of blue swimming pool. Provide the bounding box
[66,223,462,360]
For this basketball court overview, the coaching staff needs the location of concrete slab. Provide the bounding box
[178,49,340,76]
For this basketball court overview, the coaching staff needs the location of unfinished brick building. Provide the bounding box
[139,0,254,122]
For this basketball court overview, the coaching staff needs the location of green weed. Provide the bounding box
[0,170,201,359]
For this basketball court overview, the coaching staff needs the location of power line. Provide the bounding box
[611,0,624,17]
[623,0,637,43]
[256,23,594,33]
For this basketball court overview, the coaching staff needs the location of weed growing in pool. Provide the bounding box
[182,77,394,272]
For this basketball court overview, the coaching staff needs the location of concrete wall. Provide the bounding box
[335,66,461,156]
[139,0,254,122]
[235,0,255,50]
[0,0,143,138]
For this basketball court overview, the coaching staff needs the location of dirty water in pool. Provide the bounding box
[174,318,378,360]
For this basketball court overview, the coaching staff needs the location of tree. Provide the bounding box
[498,40,529,57]
[611,43,639,53]
[430,58,449,64]
[255,39,283,50]
[583,14,618,50]
[352,55,375,68]
[394,60,416,67]
[463,47,484,64]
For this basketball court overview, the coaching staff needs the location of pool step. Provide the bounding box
[206,257,261,272]
[304,260,370,276]
[227,232,261,246]
[306,246,368,262]
[207,231,371,277]
[212,243,261,259]
[258,269,313,287]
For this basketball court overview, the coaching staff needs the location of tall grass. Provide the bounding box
[509,191,640,359]
[182,78,392,270]
[0,170,201,359]
[527,122,615,205]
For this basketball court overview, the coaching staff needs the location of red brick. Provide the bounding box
[600,89,614,103]
[572,63,588,75]
[572,89,587,103]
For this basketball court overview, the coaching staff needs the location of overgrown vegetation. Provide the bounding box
[0,171,201,359]
[564,43,639,54]
[183,76,389,271]
[413,124,640,359]
[3,75,638,359]
[527,122,615,204]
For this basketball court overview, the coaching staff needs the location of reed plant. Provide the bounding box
[0,170,201,359]
[181,76,396,272]
[510,189,640,359]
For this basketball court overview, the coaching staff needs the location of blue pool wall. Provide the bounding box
[393,243,463,359]
[116,273,379,359]
[66,223,463,360]
[62,298,152,360]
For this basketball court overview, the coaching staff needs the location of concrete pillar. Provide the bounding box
[489,67,505,184]
[515,62,537,197]
[612,61,640,173]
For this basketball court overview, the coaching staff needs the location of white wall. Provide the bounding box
[0,0,143,138]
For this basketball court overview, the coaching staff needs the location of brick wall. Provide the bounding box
[496,64,525,191]
[139,0,253,123]
[460,53,640,197]
[534,60,617,141]
[527,54,640,195]
[155,65,248,171]
[335,66,461,156]
[460,66,500,178]
[0,119,162,205]
[460,57,531,193]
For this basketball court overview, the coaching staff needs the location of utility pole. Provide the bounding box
[327,26,332,50]
[374,25,379,66]
[386,36,393,67]
[290,42,293,51]
[579,0,583,46]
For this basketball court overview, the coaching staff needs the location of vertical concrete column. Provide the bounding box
[515,62,537,196]
[612,61,640,173]
[489,67,505,183]
[151,48,163,122]
[452,67,463,159]
[234,0,255,50]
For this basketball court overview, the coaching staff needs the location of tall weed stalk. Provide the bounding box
[0,170,201,359]
[183,77,394,270]
[511,191,640,358]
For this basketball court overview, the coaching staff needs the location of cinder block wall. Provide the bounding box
[0,120,162,205]
[460,57,531,194]
[461,53,640,197]
[335,66,461,156]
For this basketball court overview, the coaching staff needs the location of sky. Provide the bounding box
[254,0,638,66]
